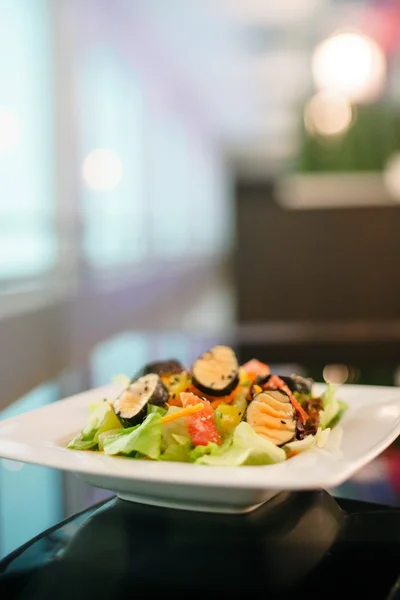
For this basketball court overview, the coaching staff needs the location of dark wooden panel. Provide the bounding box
[235,181,400,322]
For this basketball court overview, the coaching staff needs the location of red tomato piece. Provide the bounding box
[242,359,270,381]
[181,392,221,446]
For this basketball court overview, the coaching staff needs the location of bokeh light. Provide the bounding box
[323,364,349,385]
[0,108,20,154]
[82,148,123,191]
[312,31,386,104]
[304,90,353,137]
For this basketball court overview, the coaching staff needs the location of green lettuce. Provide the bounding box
[147,404,168,418]
[68,403,122,450]
[232,422,286,465]
[98,428,124,452]
[328,400,348,428]
[161,437,191,462]
[103,413,162,459]
[195,447,251,466]
[284,435,315,456]
[319,384,341,429]
[161,407,190,447]
[194,422,285,466]
[190,442,220,462]
[189,432,233,462]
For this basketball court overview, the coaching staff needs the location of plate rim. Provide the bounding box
[0,382,400,491]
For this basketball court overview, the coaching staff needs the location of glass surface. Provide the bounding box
[0,383,62,559]
[2,492,400,599]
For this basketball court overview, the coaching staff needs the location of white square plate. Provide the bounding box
[1,383,400,513]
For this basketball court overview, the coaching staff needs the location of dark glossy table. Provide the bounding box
[1,490,400,599]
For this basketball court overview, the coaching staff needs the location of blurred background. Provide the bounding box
[1,0,400,558]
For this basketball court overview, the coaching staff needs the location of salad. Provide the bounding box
[68,345,348,466]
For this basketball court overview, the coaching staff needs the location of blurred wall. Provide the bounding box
[0,0,234,408]
[235,180,400,323]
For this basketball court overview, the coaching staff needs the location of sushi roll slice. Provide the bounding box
[192,345,239,397]
[113,374,168,428]
[134,359,184,379]
[246,390,296,446]
[255,373,313,395]
[287,374,313,395]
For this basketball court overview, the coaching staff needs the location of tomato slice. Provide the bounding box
[181,392,221,446]
[242,359,270,382]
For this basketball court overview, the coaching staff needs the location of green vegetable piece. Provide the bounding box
[147,404,167,417]
[232,391,247,416]
[327,400,349,429]
[67,437,98,451]
[232,422,286,465]
[94,408,122,443]
[161,441,191,462]
[103,413,162,459]
[161,407,190,447]
[195,447,251,466]
[190,442,220,462]
[98,428,125,452]
[319,384,341,429]
[68,403,121,451]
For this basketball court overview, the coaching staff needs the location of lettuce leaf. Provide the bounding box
[327,400,348,429]
[193,422,285,466]
[67,437,98,451]
[284,427,331,457]
[68,403,122,450]
[161,433,192,462]
[315,427,331,449]
[147,404,167,418]
[319,384,341,429]
[189,442,220,462]
[232,422,286,465]
[195,447,251,466]
[103,413,162,459]
[284,435,315,456]
[98,428,124,451]
[161,441,191,462]
[161,407,190,447]
[189,431,234,462]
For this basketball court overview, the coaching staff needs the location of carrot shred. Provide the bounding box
[161,403,204,424]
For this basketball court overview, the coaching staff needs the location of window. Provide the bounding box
[91,332,151,386]
[80,48,145,268]
[0,0,56,281]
